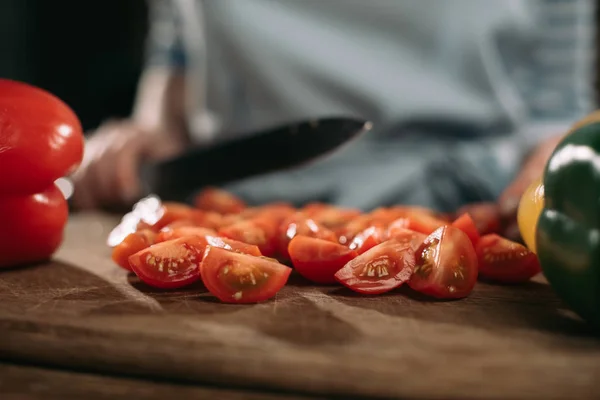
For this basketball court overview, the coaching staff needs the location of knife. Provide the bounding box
[138,117,372,202]
[60,117,372,205]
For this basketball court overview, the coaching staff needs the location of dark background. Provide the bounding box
[0,0,148,132]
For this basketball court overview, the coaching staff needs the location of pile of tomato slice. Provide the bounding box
[108,188,541,304]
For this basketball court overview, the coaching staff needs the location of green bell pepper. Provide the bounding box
[537,121,600,329]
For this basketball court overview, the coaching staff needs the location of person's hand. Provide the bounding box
[497,135,564,240]
[70,119,186,210]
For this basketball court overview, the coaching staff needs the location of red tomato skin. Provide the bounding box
[451,213,481,246]
[349,226,388,254]
[277,213,337,259]
[476,234,541,283]
[408,226,478,299]
[156,225,216,243]
[193,187,246,214]
[288,236,358,284]
[386,227,427,253]
[0,184,68,268]
[112,230,156,270]
[200,246,292,304]
[405,212,446,235]
[0,79,84,194]
[128,237,204,289]
[456,203,502,235]
[334,238,416,295]
[218,217,279,256]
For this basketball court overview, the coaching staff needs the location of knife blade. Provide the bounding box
[139,117,372,202]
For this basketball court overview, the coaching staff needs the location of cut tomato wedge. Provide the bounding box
[456,203,502,235]
[112,229,156,270]
[451,213,480,246]
[386,227,426,253]
[193,187,246,214]
[405,212,446,235]
[201,246,292,303]
[310,206,362,230]
[218,217,279,256]
[334,238,416,295]
[348,226,388,254]
[277,213,337,259]
[156,225,216,243]
[128,237,204,289]
[408,226,478,299]
[288,236,358,284]
[476,234,541,283]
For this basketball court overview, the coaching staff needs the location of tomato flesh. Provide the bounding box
[219,217,279,256]
[201,246,292,303]
[334,238,416,295]
[386,227,427,253]
[277,213,337,258]
[288,236,358,284]
[349,226,388,254]
[156,226,216,242]
[112,230,156,270]
[451,213,480,246]
[128,237,204,289]
[194,187,246,214]
[476,234,541,283]
[408,226,478,299]
[456,203,502,235]
[0,183,68,268]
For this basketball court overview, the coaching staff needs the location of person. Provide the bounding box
[71,0,597,237]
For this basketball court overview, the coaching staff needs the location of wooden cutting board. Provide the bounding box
[0,213,599,400]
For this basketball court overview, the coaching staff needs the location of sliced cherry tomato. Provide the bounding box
[455,203,502,235]
[277,213,337,259]
[0,79,84,194]
[288,236,358,284]
[194,187,246,214]
[451,213,480,246]
[111,229,156,270]
[219,216,279,256]
[336,214,378,245]
[156,225,216,242]
[408,226,478,299]
[128,237,204,289]
[334,238,416,295]
[0,183,68,268]
[405,212,446,235]
[386,227,427,253]
[310,206,361,230]
[476,234,541,283]
[200,246,292,303]
[134,202,207,232]
[348,226,388,254]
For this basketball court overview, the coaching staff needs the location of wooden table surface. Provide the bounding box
[0,213,599,400]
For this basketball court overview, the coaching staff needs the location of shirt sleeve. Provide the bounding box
[518,0,597,144]
[144,0,187,69]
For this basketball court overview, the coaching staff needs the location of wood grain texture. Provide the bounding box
[0,213,599,400]
[0,362,321,400]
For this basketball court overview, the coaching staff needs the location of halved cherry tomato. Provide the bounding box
[336,214,378,245]
[0,79,84,194]
[456,203,502,235]
[386,227,426,253]
[112,229,156,270]
[349,226,388,254]
[219,216,279,256]
[200,246,292,303]
[156,225,216,242]
[277,213,337,258]
[310,206,361,230]
[0,183,69,268]
[288,236,358,284]
[476,234,541,283]
[451,213,480,246]
[404,212,446,235]
[194,187,246,214]
[128,237,204,289]
[334,238,416,295]
[135,202,209,232]
[408,226,478,299]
